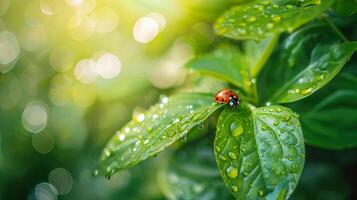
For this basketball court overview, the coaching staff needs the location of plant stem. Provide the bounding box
[324,17,349,42]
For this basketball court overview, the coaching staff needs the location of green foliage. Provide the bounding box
[98,1,357,199]
[158,139,233,200]
[291,72,357,149]
[215,105,304,199]
[214,0,335,40]
[258,23,357,103]
[97,93,223,176]
[186,36,278,92]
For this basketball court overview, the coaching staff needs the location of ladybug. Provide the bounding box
[214,89,239,107]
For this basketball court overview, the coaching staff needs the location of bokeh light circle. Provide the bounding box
[34,182,58,200]
[48,168,74,195]
[133,17,160,43]
[67,0,96,14]
[74,59,97,83]
[22,101,48,134]
[0,31,20,73]
[32,131,54,154]
[96,53,121,79]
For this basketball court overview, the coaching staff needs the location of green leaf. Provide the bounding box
[186,36,278,91]
[214,0,335,40]
[214,104,305,199]
[269,41,357,103]
[334,0,357,16]
[258,23,357,104]
[290,72,357,149]
[292,162,350,200]
[158,139,233,200]
[97,93,223,177]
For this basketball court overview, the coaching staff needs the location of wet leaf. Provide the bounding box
[158,139,233,200]
[258,23,357,103]
[214,0,335,40]
[290,71,357,149]
[97,93,223,177]
[186,36,278,92]
[214,104,305,200]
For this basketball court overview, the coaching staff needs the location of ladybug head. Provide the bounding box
[228,98,239,108]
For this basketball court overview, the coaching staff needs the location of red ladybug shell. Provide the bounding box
[214,89,239,107]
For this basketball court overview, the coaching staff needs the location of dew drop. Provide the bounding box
[301,88,312,95]
[220,155,228,161]
[254,5,264,11]
[243,171,249,177]
[231,122,244,137]
[258,190,264,196]
[273,120,279,126]
[226,166,238,179]
[271,15,281,22]
[228,152,237,160]
[261,125,267,131]
[143,139,150,144]
[261,0,270,5]
[198,123,204,129]
[231,185,239,192]
[181,135,187,142]
[267,23,274,29]
[117,131,126,141]
[161,96,169,104]
[124,127,130,133]
[93,170,99,176]
[237,28,247,35]
[216,146,221,152]
[104,148,111,157]
[152,114,158,119]
[245,15,257,22]
[239,22,247,27]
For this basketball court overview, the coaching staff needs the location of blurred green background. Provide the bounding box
[0,0,356,199]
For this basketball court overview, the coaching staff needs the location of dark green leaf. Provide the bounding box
[214,104,305,199]
[333,0,357,16]
[214,0,335,40]
[97,93,223,176]
[258,23,357,103]
[290,72,357,149]
[291,162,349,200]
[186,36,278,91]
[158,139,233,200]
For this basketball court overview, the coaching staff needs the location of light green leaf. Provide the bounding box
[214,104,305,199]
[158,139,233,200]
[186,36,278,91]
[214,0,335,40]
[97,93,223,177]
